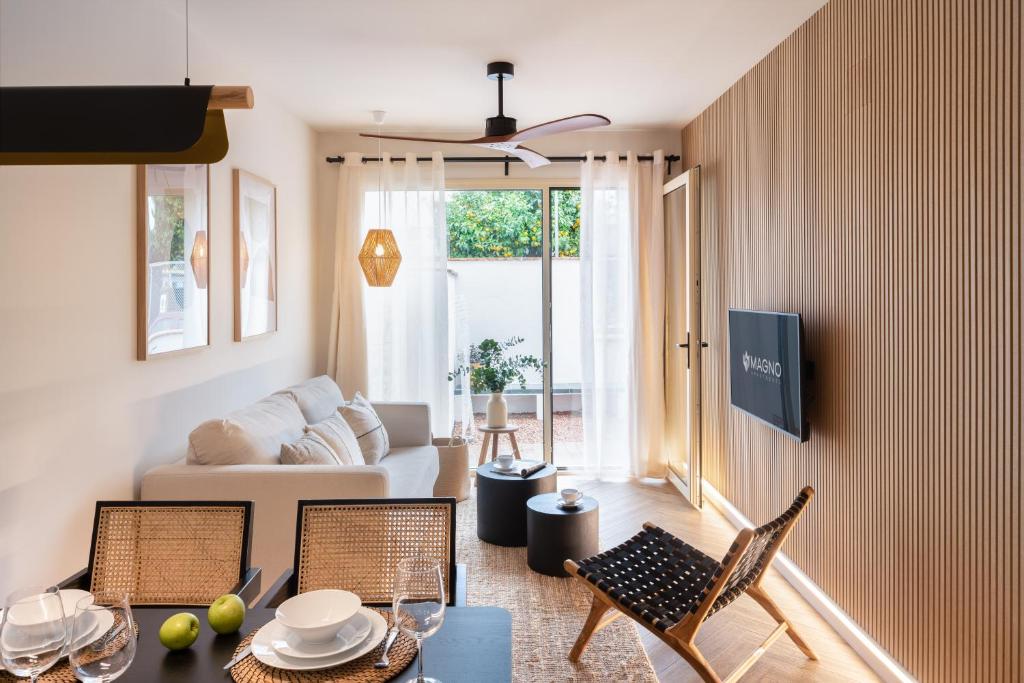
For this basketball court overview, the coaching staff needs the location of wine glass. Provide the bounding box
[68,594,136,682]
[0,586,67,682]
[392,557,446,683]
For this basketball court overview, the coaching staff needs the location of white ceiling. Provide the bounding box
[0,0,826,133]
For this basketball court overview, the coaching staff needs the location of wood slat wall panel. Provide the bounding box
[679,0,1021,680]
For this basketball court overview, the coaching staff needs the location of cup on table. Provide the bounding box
[560,488,583,506]
[496,454,515,470]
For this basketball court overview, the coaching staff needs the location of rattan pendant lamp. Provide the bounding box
[358,111,402,287]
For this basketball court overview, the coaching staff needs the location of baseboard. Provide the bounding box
[701,480,917,683]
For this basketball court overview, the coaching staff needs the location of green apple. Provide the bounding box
[158,612,200,650]
[207,594,246,634]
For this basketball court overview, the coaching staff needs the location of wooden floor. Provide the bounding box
[557,475,879,682]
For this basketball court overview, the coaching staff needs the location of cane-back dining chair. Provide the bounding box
[259,498,457,608]
[565,487,817,683]
[69,501,258,606]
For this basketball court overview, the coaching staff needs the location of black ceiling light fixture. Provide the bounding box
[0,0,253,165]
[359,61,611,169]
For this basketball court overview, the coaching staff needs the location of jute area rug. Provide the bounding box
[457,500,658,682]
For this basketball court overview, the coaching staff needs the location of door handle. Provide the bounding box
[676,335,709,370]
[677,333,692,369]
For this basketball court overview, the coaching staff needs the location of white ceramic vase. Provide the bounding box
[485,392,508,428]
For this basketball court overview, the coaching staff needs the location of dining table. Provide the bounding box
[117,605,512,682]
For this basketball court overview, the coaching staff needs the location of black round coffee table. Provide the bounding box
[526,493,599,577]
[476,462,557,546]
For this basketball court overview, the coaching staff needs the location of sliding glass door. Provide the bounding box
[445,181,580,467]
[447,188,546,462]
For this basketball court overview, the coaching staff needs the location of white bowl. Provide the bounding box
[275,590,361,644]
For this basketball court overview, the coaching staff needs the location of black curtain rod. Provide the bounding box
[325,153,680,176]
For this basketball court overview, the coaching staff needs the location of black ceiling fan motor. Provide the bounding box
[485,61,517,137]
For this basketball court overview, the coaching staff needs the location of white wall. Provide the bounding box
[449,259,580,388]
[0,88,317,597]
[314,128,682,375]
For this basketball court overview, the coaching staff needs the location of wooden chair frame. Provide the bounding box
[565,487,817,683]
[61,500,260,606]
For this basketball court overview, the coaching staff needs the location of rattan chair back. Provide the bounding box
[87,501,253,605]
[294,498,456,606]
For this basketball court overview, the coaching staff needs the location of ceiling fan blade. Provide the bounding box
[507,145,551,169]
[359,132,483,144]
[507,114,611,143]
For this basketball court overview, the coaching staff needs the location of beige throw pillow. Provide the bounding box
[305,414,365,466]
[340,392,390,465]
[188,393,306,466]
[280,431,341,465]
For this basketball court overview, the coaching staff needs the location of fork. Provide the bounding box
[373,627,399,668]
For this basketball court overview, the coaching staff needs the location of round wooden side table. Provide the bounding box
[476,425,522,466]
[476,461,557,546]
[526,493,599,577]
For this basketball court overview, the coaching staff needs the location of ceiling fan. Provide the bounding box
[359,61,610,168]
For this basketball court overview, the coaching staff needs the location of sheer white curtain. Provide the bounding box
[327,152,370,399]
[364,153,451,435]
[328,152,451,436]
[579,150,666,477]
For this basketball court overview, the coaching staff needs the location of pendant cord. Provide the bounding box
[184,0,190,86]
[377,124,382,227]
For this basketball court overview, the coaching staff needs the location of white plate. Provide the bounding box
[491,462,518,473]
[271,611,371,659]
[252,607,387,671]
[556,500,581,510]
[65,607,115,654]
[3,605,113,657]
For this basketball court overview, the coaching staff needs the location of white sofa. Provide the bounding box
[141,376,439,587]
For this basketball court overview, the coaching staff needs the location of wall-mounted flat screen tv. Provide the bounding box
[728,309,809,442]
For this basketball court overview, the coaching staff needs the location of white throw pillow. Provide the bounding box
[306,414,365,466]
[276,375,345,424]
[340,392,390,465]
[188,393,306,466]
[280,431,341,465]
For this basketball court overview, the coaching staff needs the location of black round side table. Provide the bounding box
[476,462,557,546]
[526,493,599,577]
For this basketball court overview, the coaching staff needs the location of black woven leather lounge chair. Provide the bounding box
[565,487,817,683]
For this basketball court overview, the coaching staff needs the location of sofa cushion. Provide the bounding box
[277,375,345,424]
[378,445,440,498]
[341,392,390,465]
[187,393,306,466]
[280,432,341,465]
[305,414,364,466]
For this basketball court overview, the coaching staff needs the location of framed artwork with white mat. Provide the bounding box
[233,169,278,340]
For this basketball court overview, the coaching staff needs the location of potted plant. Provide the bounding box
[449,337,543,428]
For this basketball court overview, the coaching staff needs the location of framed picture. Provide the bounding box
[233,169,278,340]
[136,164,210,360]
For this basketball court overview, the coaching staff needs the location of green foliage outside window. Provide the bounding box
[551,188,581,258]
[445,189,580,258]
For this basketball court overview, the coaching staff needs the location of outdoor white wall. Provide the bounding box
[449,259,581,388]
[0,2,318,597]
[314,128,682,379]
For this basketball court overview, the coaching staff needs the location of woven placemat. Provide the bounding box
[0,621,139,683]
[231,609,416,683]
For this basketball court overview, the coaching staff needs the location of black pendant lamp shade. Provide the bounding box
[0,85,253,165]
